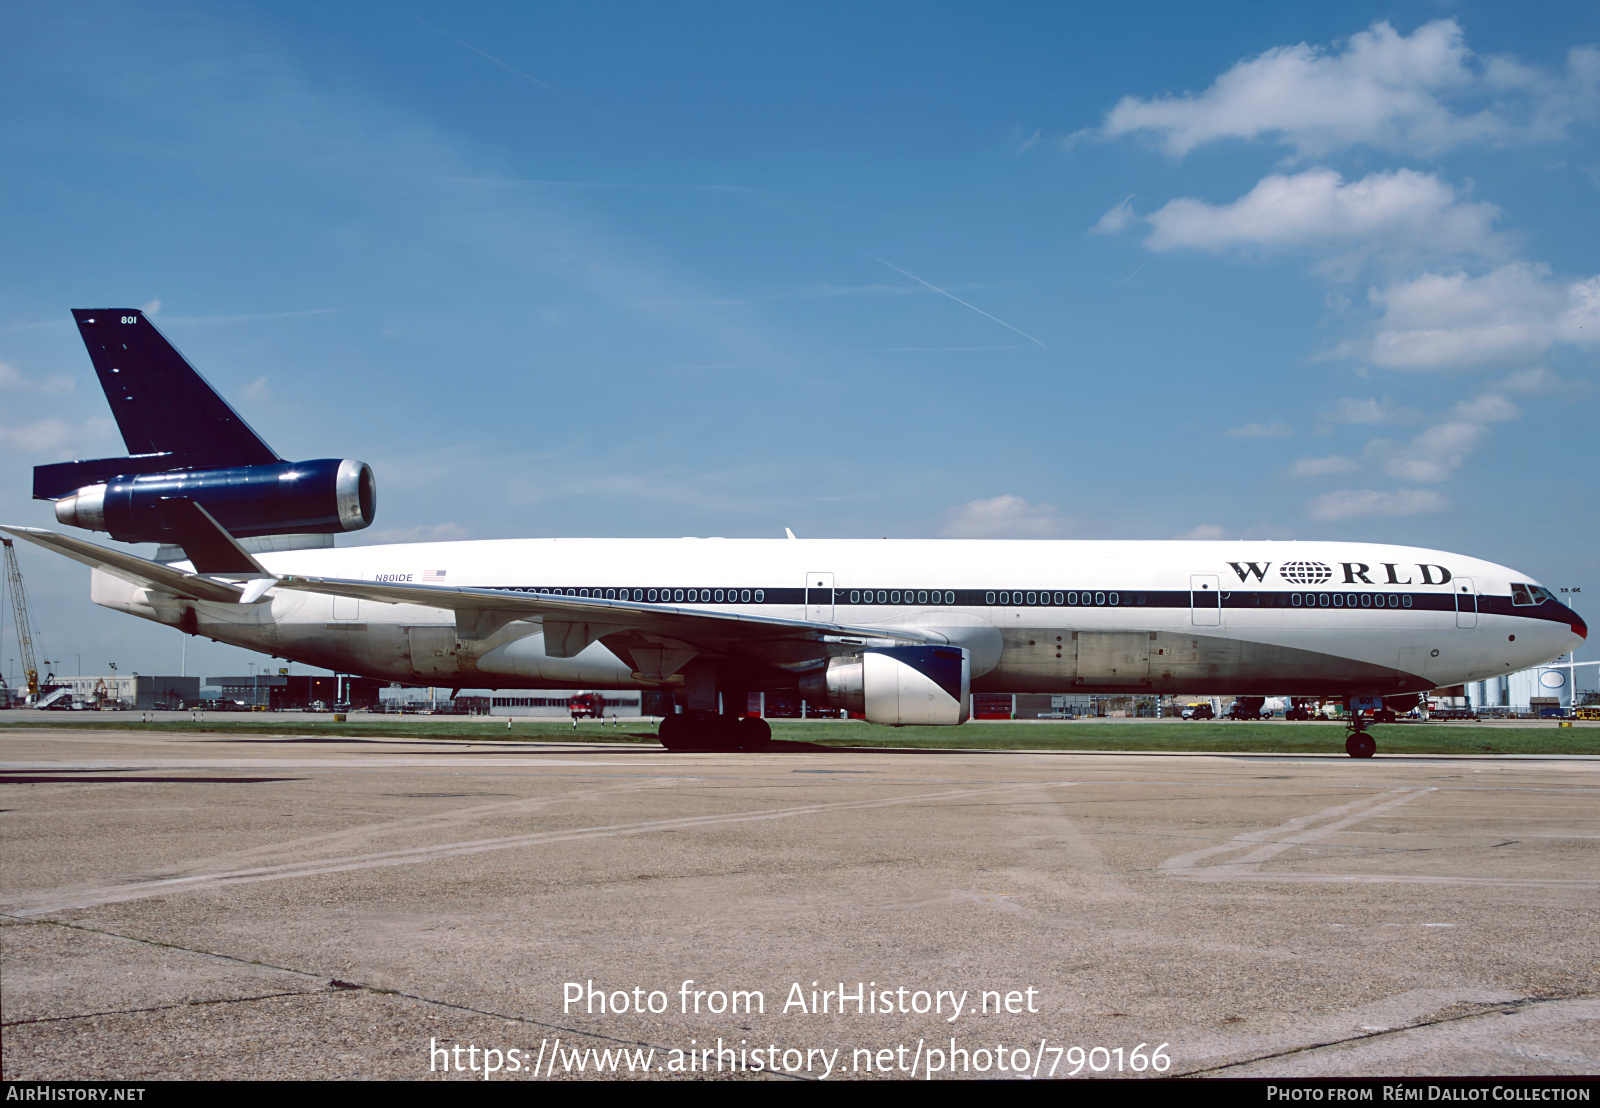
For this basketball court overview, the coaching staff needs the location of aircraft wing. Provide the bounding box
[272,574,934,667]
[0,524,243,603]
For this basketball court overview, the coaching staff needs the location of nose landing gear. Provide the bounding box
[1344,714,1377,758]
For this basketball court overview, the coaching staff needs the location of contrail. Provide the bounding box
[411,15,554,87]
[873,258,1046,348]
[410,16,619,125]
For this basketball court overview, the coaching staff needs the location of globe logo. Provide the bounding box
[1280,561,1333,585]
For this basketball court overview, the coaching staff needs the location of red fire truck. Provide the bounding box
[568,693,606,719]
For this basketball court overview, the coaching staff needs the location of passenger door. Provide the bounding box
[1455,577,1478,629]
[1190,574,1222,626]
[806,572,834,622]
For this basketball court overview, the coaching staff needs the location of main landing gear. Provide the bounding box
[658,710,772,751]
[655,664,775,751]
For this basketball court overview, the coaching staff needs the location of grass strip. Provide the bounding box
[2,717,1594,755]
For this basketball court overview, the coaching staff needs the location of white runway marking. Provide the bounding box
[1,779,1084,916]
[1160,788,1600,888]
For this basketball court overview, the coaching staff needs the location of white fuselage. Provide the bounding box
[93,538,1585,698]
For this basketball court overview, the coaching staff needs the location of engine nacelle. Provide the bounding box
[53,459,375,543]
[800,646,970,726]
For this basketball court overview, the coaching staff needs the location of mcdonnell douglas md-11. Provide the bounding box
[4,310,1586,756]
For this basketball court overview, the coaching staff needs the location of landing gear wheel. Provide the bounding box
[657,713,690,750]
[734,716,772,748]
[1345,733,1376,759]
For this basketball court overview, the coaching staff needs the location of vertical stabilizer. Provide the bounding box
[70,309,279,467]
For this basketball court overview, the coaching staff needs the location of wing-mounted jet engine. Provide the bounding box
[33,310,375,547]
[799,646,971,725]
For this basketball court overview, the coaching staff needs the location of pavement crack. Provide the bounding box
[1172,993,1594,1076]
[0,913,776,1073]
[0,913,329,981]
[2,991,323,1027]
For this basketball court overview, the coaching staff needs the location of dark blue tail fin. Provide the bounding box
[34,310,280,498]
[72,308,278,464]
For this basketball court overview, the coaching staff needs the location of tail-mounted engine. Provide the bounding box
[800,646,971,726]
[35,308,378,545]
[47,459,375,544]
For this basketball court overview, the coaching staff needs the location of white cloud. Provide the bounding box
[1224,422,1293,438]
[1449,393,1518,423]
[1290,455,1360,477]
[1143,169,1507,262]
[1373,421,1491,483]
[1089,196,1137,235]
[361,522,471,544]
[1097,20,1600,158]
[1498,366,1567,393]
[1307,488,1451,520]
[1179,523,1226,539]
[1337,264,1600,371]
[1356,396,1516,483]
[941,495,1072,538]
[1327,397,1421,424]
[0,360,75,395]
[0,416,116,455]
[140,298,161,315]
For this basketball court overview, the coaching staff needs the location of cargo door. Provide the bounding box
[805,571,834,622]
[1074,632,1150,687]
[332,569,362,620]
[1454,577,1478,629]
[1190,574,1222,626]
[407,626,458,678]
[1396,645,1432,687]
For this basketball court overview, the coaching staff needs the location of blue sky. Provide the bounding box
[2,1,1595,682]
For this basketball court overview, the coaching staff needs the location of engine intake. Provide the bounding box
[800,646,970,726]
[53,459,375,543]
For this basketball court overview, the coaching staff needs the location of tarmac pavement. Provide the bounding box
[2,727,1596,1080]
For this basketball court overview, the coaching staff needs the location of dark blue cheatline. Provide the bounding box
[482,585,1579,631]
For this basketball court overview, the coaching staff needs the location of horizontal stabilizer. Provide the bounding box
[0,525,243,603]
[33,453,178,500]
[154,499,272,578]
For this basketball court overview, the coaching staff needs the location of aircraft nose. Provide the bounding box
[1570,605,1588,641]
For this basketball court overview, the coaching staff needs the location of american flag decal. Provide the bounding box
[422,569,447,582]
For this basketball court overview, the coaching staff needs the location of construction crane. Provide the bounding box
[3,538,42,704]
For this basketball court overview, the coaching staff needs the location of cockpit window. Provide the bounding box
[1512,583,1535,606]
[1531,585,1557,604]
